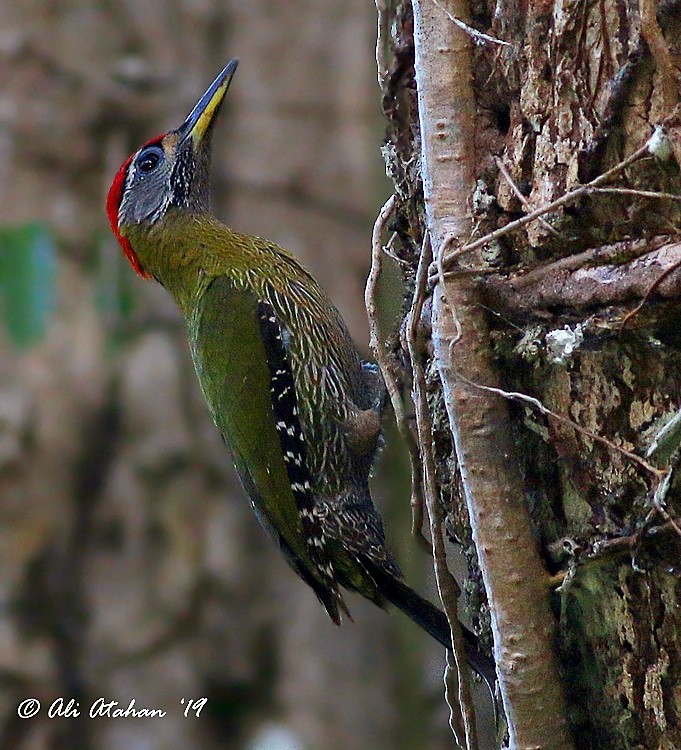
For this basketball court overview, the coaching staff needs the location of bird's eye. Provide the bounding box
[136,146,164,173]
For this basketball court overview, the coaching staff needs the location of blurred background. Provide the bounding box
[0,1,453,748]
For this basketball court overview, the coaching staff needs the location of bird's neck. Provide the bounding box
[123,209,232,316]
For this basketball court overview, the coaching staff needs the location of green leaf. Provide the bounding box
[92,231,137,343]
[0,223,56,349]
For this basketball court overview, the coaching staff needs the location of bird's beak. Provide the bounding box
[177,59,239,146]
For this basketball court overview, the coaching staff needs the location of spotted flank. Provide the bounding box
[256,299,342,602]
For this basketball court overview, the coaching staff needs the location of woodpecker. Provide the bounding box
[106,60,495,691]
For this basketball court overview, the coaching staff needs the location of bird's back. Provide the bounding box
[135,213,401,618]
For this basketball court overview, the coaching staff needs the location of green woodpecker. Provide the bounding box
[107,60,495,690]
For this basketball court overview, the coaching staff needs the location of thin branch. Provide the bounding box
[444,138,654,267]
[366,194,398,376]
[484,236,681,316]
[375,0,390,87]
[650,469,681,539]
[433,0,512,47]
[657,506,681,539]
[448,371,667,480]
[365,194,430,552]
[587,520,681,565]
[406,233,478,750]
[495,156,560,237]
[620,257,681,327]
[382,231,408,265]
[586,186,681,201]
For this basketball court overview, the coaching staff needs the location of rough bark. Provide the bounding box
[377,0,681,748]
[412,1,574,747]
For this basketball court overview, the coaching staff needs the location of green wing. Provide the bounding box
[189,276,342,619]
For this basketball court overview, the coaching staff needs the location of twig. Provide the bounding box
[433,0,512,47]
[620,258,681,328]
[375,0,390,87]
[589,519,681,563]
[444,138,654,267]
[484,236,681,316]
[365,194,430,551]
[650,457,681,538]
[495,156,559,236]
[448,371,667,480]
[382,231,407,265]
[366,194,398,379]
[586,187,681,201]
[406,233,478,750]
[657,506,681,539]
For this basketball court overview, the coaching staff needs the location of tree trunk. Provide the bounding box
[376,0,681,748]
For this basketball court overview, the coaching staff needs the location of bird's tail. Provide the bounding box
[365,560,497,700]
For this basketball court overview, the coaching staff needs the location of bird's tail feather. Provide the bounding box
[365,560,497,700]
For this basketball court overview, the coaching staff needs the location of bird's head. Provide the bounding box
[106,59,238,278]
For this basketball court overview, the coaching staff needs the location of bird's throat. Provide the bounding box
[122,211,218,316]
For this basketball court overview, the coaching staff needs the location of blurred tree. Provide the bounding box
[0,2,450,750]
[376,0,681,748]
